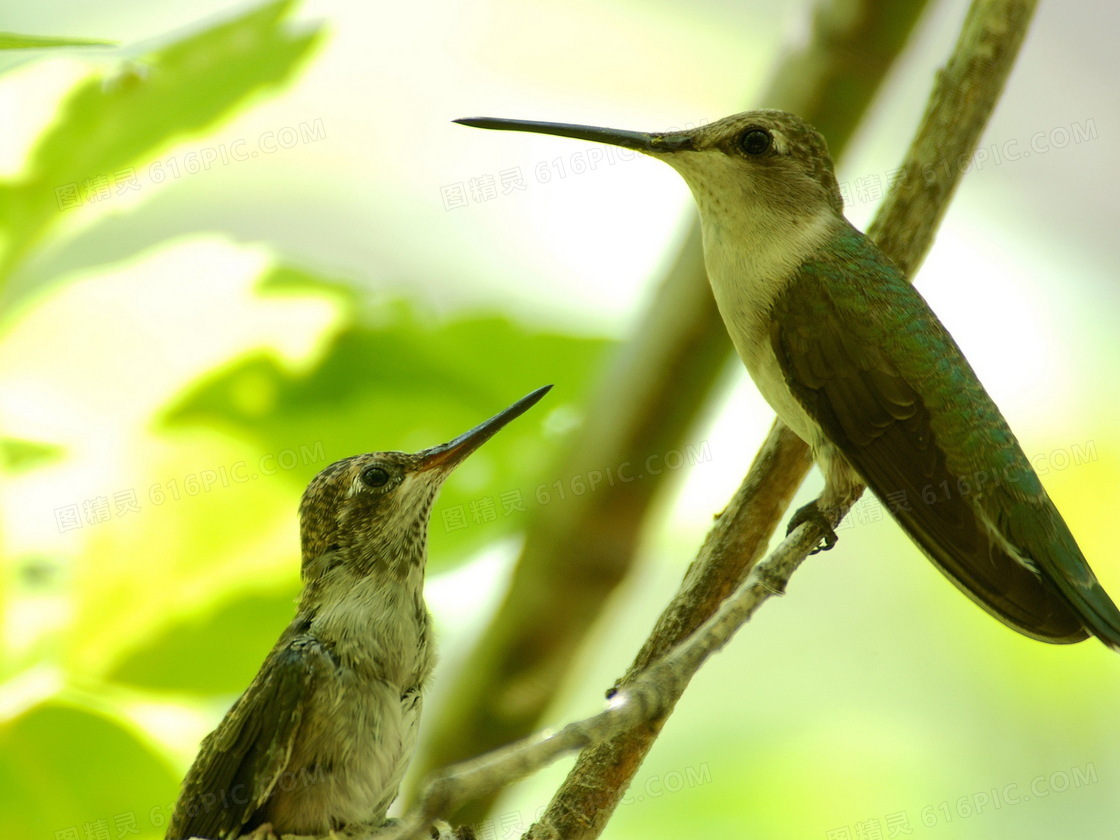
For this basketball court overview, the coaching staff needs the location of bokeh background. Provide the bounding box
[2,1,1118,838]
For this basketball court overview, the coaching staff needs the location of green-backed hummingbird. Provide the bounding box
[166,385,551,840]
[455,110,1120,650]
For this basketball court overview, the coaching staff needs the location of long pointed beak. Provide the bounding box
[453,117,693,154]
[419,384,552,472]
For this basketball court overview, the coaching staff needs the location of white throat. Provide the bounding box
[667,152,840,448]
[698,200,836,360]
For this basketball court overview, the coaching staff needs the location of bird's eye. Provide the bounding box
[739,128,772,156]
[360,466,390,488]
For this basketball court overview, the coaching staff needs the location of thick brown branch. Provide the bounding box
[867,0,1040,273]
[527,2,1039,839]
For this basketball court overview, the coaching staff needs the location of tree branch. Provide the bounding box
[865,0,1039,274]
[521,2,1040,839]
[382,498,832,840]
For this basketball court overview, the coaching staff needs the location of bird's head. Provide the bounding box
[454,109,843,228]
[296,385,551,585]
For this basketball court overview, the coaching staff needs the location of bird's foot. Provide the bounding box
[333,818,464,840]
[786,500,838,554]
[241,823,279,840]
[332,818,400,839]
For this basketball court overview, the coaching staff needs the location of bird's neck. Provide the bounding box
[300,562,433,686]
[698,203,841,354]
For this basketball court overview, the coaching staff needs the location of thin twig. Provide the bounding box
[382,515,831,840]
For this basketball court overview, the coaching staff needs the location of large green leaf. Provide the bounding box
[0,436,64,471]
[0,700,177,840]
[110,591,298,694]
[164,266,614,564]
[0,0,323,286]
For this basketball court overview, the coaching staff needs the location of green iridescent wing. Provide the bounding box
[770,228,1102,643]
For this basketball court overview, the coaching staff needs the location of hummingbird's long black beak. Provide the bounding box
[453,117,693,153]
[419,384,552,472]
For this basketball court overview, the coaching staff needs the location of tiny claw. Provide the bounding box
[787,501,838,554]
[242,823,279,840]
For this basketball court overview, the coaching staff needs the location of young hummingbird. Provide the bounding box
[455,110,1120,650]
[166,385,552,840]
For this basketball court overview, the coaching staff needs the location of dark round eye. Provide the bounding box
[360,466,390,488]
[739,128,772,156]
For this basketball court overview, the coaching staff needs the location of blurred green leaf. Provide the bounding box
[0,0,323,286]
[0,32,115,50]
[0,699,177,840]
[110,590,297,694]
[65,431,301,680]
[165,266,614,564]
[67,265,612,695]
[0,436,64,471]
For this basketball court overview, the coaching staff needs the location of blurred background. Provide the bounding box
[1,1,1118,838]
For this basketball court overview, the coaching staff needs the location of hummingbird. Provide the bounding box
[455,110,1120,650]
[166,385,552,840]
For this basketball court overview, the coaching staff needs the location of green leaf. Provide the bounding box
[0,0,323,285]
[0,700,178,839]
[165,270,614,565]
[0,436,64,471]
[64,430,303,681]
[0,32,115,50]
[110,590,298,694]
